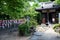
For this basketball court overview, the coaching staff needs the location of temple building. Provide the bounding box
[35,1,60,24]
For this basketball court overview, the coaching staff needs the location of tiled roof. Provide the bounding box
[35,2,60,12]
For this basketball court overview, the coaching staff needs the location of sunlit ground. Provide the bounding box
[35,24,60,40]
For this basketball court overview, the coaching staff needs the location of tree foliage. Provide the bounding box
[0,0,51,20]
[0,0,28,19]
[55,0,60,5]
[38,0,50,2]
[24,2,39,19]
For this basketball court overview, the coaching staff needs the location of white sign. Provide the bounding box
[39,2,54,8]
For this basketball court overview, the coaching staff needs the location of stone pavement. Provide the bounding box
[0,24,60,40]
[0,27,30,40]
[29,24,60,40]
[0,31,30,40]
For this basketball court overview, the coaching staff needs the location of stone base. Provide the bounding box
[57,34,60,38]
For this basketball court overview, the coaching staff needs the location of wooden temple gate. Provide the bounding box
[35,2,60,24]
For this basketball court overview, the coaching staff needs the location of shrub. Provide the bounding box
[53,24,60,29]
[53,24,60,34]
[29,19,38,27]
[18,19,37,36]
[18,23,30,36]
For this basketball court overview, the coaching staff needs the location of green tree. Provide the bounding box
[38,0,50,2]
[55,0,60,5]
[0,0,28,19]
[28,0,50,2]
[24,2,39,19]
[0,0,51,20]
